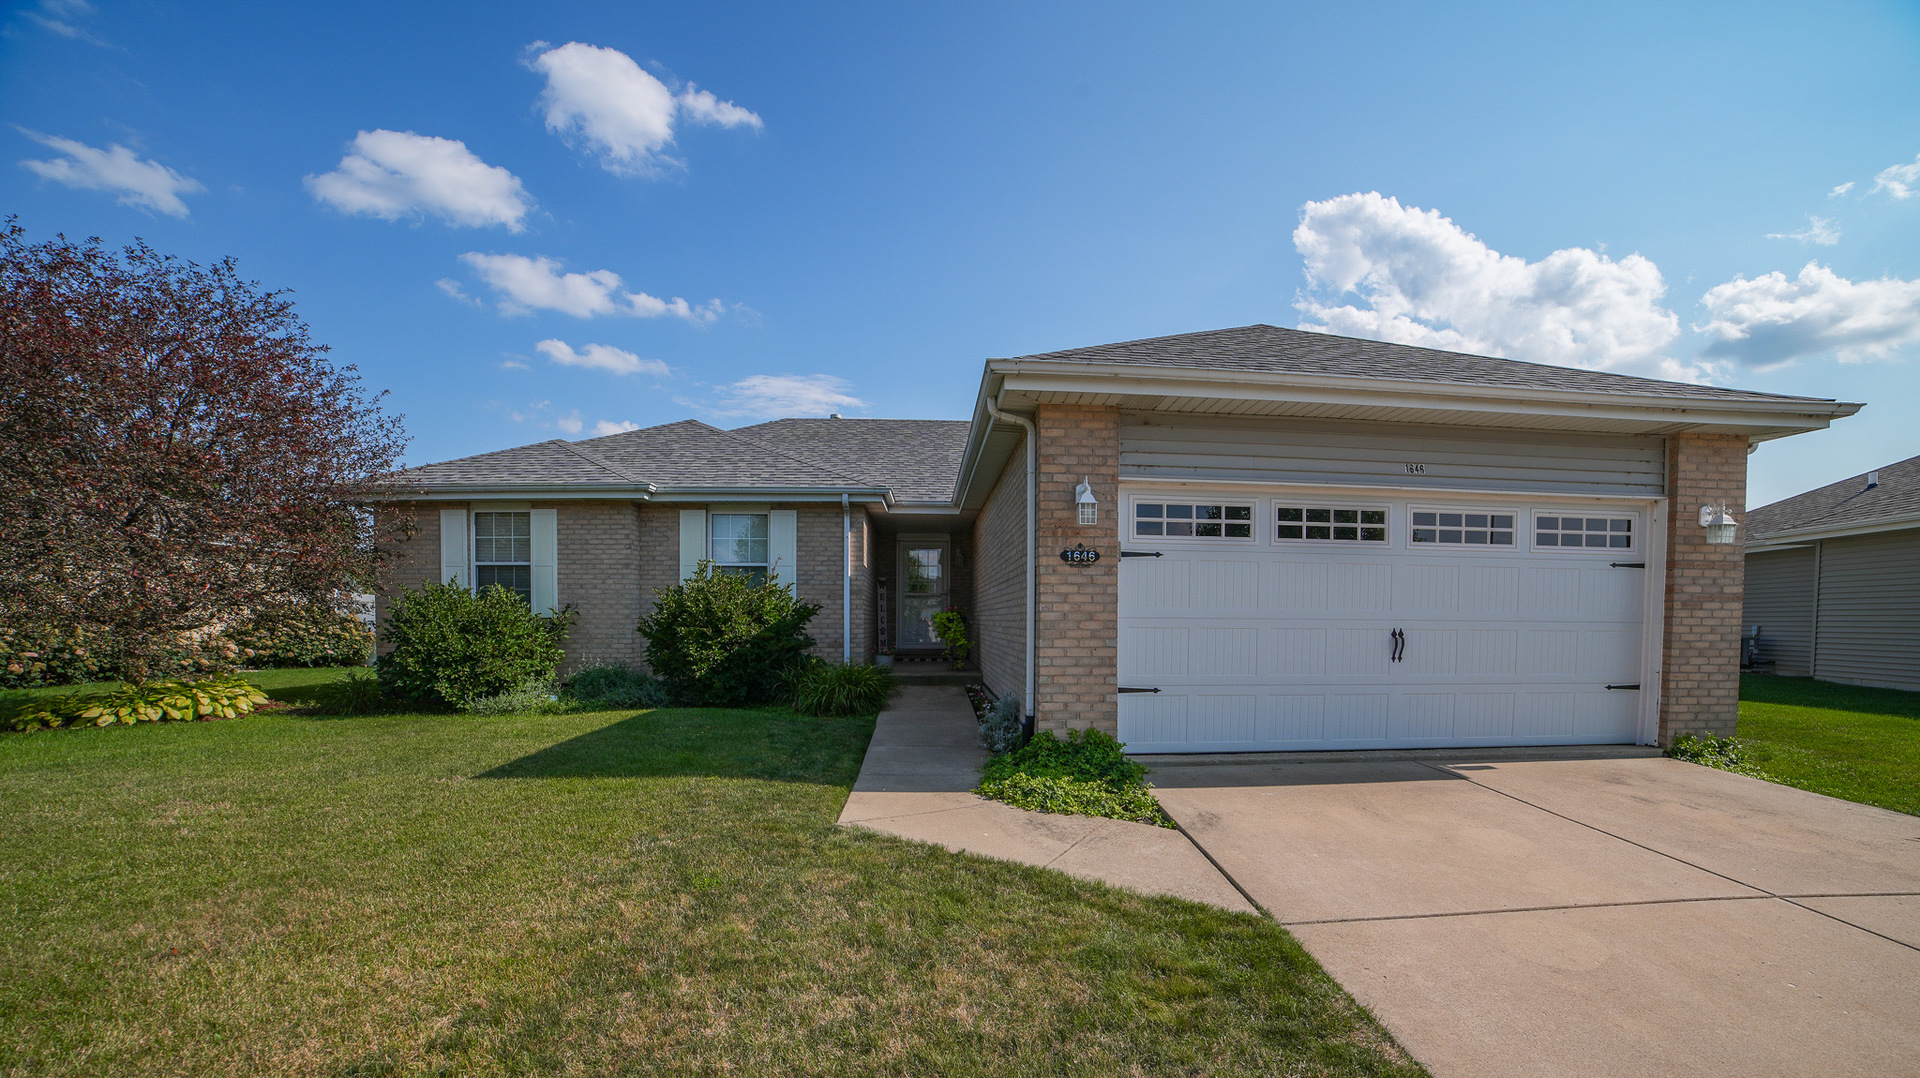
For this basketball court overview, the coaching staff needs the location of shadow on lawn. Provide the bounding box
[474,708,872,785]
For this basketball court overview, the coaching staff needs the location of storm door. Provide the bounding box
[897,538,951,650]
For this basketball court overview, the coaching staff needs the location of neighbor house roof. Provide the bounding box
[999,324,1835,405]
[733,418,972,503]
[1746,453,1920,543]
[387,417,971,503]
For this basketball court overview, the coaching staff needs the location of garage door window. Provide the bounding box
[1411,510,1515,546]
[1277,506,1388,543]
[1536,514,1634,550]
[1135,502,1254,538]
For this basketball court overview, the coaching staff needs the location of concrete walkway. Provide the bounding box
[1146,750,1920,1078]
[837,685,1254,912]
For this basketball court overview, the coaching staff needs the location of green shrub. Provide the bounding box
[974,771,1172,827]
[931,608,970,669]
[0,623,115,688]
[228,603,373,667]
[9,676,269,732]
[463,678,564,716]
[564,662,671,710]
[976,728,1173,827]
[376,581,575,709]
[637,562,820,707]
[1668,733,1771,779]
[789,660,895,716]
[979,693,1023,754]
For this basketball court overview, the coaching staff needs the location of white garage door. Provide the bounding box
[1118,490,1653,752]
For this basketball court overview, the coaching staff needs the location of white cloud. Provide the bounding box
[16,129,202,217]
[306,130,531,230]
[1696,261,1920,368]
[1829,181,1855,198]
[527,41,761,175]
[505,399,581,433]
[1869,153,1920,200]
[459,252,723,322]
[19,0,105,44]
[534,338,670,377]
[590,419,641,437]
[716,374,865,419]
[554,412,584,434]
[499,359,530,370]
[1292,191,1695,380]
[1765,215,1840,246]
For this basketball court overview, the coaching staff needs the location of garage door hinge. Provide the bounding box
[1609,561,1647,568]
[1117,686,1161,694]
[1120,550,1164,559]
[1605,684,1642,690]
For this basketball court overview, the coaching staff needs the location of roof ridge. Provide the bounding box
[548,438,647,484]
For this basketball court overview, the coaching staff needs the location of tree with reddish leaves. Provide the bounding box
[0,221,411,677]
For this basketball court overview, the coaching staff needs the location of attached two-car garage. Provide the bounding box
[1116,486,1661,752]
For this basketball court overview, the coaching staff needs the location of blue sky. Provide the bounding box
[4,0,1918,508]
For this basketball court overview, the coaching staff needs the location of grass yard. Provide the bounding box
[0,668,1420,1077]
[1738,674,1920,816]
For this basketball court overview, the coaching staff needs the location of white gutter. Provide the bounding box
[984,399,1036,724]
[842,493,852,664]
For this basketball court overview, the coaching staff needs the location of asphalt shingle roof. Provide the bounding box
[1746,454,1920,538]
[732,418,972,502]
[1003,324,1839,406]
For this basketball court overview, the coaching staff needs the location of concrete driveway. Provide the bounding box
[1145,749,1920,1078]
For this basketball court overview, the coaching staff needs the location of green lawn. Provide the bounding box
[0,668,1420,1078]
[1738,674,1920,816]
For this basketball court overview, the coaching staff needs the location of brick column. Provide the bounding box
[1033,403,1120,734]
[1660,432,1749,744]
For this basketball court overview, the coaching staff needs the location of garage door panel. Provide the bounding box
[1119,489,1649,751]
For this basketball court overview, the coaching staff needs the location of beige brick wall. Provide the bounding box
[1033,404,1120,734]
[1660,432,1749,744]
[553,500,646,671]
[972,447,1029,708]
[793,502,873,661]
[373,503,446,652]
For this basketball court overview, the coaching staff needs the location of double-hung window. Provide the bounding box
[711,513,770,584]
[473,511,533,602]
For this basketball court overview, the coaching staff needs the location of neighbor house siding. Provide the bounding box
[1742,546,1815,677]
[972,441,1028,710]
[1120,414,1666,497]
[1814,529,1920,692]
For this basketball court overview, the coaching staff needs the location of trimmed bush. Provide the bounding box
[463,678,564,716]
[789,660,895,716]
[228,603,373,667]
[376,582,575,709]
[637,562,820,707]
[565,662,671,710]
[975,728,1173,827]
[9,676,269,732]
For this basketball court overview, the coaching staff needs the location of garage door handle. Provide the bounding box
[1390,628,1405,663]
[1605,684,1641,690]
[1120,550,1163,559]
[1609,562,1646,568]
[1118,686,1161,694]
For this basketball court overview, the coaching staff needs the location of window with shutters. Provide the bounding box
[711,513,770,584]
[473,511,532,602]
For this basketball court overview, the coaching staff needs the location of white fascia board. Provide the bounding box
[989,362,1862,434]
[1118,475,1665,504]
[367,485,892,505]
[1745,514,1920,546]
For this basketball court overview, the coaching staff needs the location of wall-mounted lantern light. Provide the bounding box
[1075,478,1098,526]
[1699,502,1738,545]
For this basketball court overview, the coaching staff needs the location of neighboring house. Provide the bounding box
[1743,455,1920,692]
[376,324,1861,749]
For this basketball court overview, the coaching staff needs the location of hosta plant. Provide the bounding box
[9,676,270,732]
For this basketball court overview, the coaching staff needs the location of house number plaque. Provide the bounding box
[1059,545,1101,564]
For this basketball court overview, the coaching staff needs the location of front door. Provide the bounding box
[898,538,950,650]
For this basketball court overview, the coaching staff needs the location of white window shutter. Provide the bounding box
[769,509,798,588]
[679,509,707,580]
[439,509,468,588]
[529,508,558,613]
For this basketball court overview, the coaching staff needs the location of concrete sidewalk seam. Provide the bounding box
[1166,815,1273,919]
[840,801,986,825]
[1782,896,1920,955]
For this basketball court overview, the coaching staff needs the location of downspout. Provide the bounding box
[842,493,852,664]
[984,401,1037,726]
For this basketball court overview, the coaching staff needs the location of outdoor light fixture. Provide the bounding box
[1075,478,1098,526]
[1699,502,1738,545]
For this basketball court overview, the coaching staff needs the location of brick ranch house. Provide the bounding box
[375,324,1861,750]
